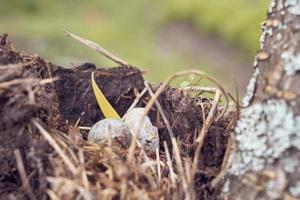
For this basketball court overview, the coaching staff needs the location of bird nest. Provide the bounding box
[0,34,237,200]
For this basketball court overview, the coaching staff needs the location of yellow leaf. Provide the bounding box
[91,72,121,120]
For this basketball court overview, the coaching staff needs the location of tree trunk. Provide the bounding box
[224,0,300,199]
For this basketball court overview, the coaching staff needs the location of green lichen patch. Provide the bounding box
[285,0,300,15]
[282,51,300,75]
[289,181,300,198]
[230,99,300,175]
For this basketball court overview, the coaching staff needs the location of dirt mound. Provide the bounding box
[0,34,236,199]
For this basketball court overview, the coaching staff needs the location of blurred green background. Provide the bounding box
[0,0,269,94]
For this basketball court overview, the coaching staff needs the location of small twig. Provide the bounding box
[47,177,93,200]
[163,141,176,185]
[127,130,153,166]
[14,149,37,200]
[139,160,161,172]
[122,87,147,120]
[191,89,221,182]
[32,119,78,175]
[197,89,221,142]
[79,149,90,191]
[0,61,36,71]
[78,126,91,130]
[64,30,129,66]
[26,85,35,104]
[0,77,57,88]
[128,181,145,199]
[53,134,79,164]
[74,118,81,127]
[0,63,24,70]
[210,133,234,188]
[184,159,192,185]
[144,81,175,139]
[120,178,127,200]
[171,137,191,200]
[46,189,60,200]
[123,116,157,176]
[227,92,239,106]
[183,86,238,105]
[140,150,158,179]
[156,148,161,184]
[127,81,175,163]
[182,86,217,94]
[235,83,241,119]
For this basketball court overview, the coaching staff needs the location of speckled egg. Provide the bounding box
[123,107,159,152]
[88,119,131,147]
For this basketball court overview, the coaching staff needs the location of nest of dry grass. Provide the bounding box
[0,34,237,200]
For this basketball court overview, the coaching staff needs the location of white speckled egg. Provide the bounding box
[88,119,131,147]
[123,107,159,152]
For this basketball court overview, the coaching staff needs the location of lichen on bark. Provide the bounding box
[231,99,300,175]
[224,0,300,199]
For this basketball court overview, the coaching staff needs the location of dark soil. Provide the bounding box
[0,34,234,199]
[53,63,145,129]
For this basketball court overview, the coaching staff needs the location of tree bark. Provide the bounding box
[224,0,300,199]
